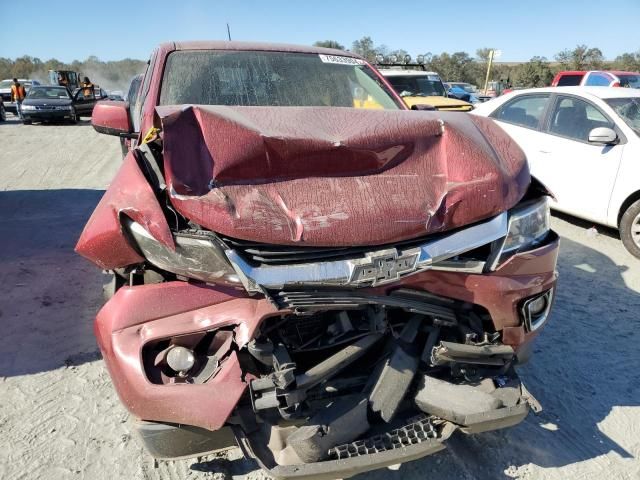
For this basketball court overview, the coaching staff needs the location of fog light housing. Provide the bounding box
[521,289,553,332]
[166,346,196,375]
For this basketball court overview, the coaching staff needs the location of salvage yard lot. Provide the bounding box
[0,119,638,480]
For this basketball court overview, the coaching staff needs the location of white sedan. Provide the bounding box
[472,87,640,258]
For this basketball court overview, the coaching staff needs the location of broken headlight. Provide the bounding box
[503,197,550,254]
[125,219,240,286]
[489,197,550,269]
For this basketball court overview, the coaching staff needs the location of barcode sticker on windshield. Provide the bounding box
[318,54,366,65]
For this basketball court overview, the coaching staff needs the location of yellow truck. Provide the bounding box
[379,69,473,111]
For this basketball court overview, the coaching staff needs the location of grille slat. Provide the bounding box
[276,290,459,323]
[220,218,494,267]
[221,233,446,266]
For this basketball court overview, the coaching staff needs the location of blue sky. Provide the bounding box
[1,0,638,63]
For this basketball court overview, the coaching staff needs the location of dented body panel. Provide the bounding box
[158,105,528,246]
[95,282,274,430]
[75,152,174,269]
[94,235,557,429]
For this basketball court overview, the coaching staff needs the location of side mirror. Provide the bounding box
[411,104,436,111]
[588,127,618,145]
[92,101,134,137]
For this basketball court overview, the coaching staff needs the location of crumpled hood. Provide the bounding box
[156,105,528,247]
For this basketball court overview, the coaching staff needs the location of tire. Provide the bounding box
[22,119,32,125]
[0,105,5,122]
[620,199,640,259]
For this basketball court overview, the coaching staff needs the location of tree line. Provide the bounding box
[0,56,146,92]
[315,38,640,88]
[2,41,639,92]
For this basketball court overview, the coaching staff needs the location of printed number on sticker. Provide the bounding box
[318,54,366,65]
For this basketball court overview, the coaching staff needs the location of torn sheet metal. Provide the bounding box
[75,152,174,269]
[156,105,529,247]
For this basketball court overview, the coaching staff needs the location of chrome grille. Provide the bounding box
[222,228,489,267]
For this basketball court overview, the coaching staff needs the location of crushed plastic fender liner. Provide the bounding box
[156,105,529,246]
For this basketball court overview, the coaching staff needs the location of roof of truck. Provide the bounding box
[378,70,440,77]
[164,40,362,58]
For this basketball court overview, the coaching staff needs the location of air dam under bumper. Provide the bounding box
[237,379,534,480]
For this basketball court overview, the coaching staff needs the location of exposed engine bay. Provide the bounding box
[236,299,537,471]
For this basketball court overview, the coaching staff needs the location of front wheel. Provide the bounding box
[620,199,640,259]
[22,119,32,125]
[0,105,6,121]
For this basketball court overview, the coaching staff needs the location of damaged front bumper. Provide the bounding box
[94,230,557,478]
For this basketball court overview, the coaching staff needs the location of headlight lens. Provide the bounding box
[125,219,240,286]
[502,197,550,254]
[21,105,36,110]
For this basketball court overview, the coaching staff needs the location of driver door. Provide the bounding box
[73,88,94,115]
[534,95,624,224]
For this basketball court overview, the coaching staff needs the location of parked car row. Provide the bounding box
[0,77,116,124]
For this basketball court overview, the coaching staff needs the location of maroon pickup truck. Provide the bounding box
[79,41,559,479]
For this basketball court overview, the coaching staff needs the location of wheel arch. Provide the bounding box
[617,190,640,226]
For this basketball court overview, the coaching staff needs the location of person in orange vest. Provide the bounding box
[11,78,27,120]
[80,77,95,98]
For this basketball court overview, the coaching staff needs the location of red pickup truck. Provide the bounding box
[80,41,559,479]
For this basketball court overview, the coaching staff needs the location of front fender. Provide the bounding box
[75,150,173,269]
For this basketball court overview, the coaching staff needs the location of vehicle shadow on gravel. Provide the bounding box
[0,188,106,377]
[552,210,622,241]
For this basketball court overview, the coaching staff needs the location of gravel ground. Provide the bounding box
[0,118,638,480]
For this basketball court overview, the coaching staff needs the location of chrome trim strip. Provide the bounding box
[226,213,508,291]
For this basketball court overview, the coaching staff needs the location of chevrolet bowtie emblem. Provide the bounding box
[351,249,420,286]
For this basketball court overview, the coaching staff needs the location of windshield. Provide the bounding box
[385,75,446,97]
[160,51,401,110]
[605,97,640,136]
[617,74,640,89]
[0,80,13,89]
[27,87,70,100]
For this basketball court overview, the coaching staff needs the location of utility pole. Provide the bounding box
[226,23,232,41]
[483,49,495,95]
[483,49,502,95]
